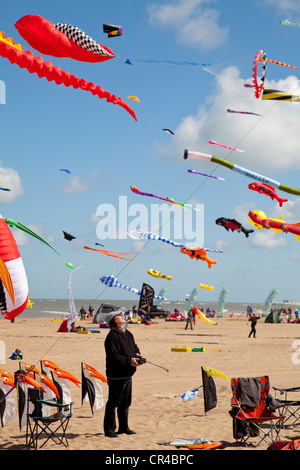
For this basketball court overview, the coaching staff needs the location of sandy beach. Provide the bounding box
[1,314,300,451]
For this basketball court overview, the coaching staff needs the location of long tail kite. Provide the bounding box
[130,185,199,211]
[262,88,300,102]
[0,31,137,121]
[84,246,136,261]
[227,109,261,116]
[183,149,300,197]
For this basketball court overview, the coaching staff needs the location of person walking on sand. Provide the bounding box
[248,313,260,338]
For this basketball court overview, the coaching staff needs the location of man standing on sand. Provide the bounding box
[248,313,260,338]
[101,309,142,438]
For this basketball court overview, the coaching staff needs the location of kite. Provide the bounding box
[0,187,10,191]
[15,15,115,63]
[252,49,267,99]
[227,109,261,116]
[65,262,75,269]
[20,362,60,398]
[217,287,229,315]
[262,88,300,102]
[188,169,225,181]
[4,217,59,254]
[183,149,300,197]
[63,231,76,241]
[216,217,254,238]
[103,23,123,38]
[84,246,136,261]
[0,31,137,121]
[128,229,224,254]
[99,275,166,300]
[95,242,105,247]
[130,185,198,211]
[81,363,106,415]
[147,269,172,280]
[203,366,229,381]
[60,169,71,174]
[248,182,288,207]
[260,57,297,69]
[180,246,217,268]
[162,128,174,135]
[128,96,140,102]
[199,283,214,290]
[208,140,244,152]
[193,307,217,325]
[248,210,300,242]
[280,19,300,27]
[0,217,28,320]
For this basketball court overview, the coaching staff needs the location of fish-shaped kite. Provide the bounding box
[248,210,300,242]
[215,217,254,238]
[248,182,288,207]
[147,269,172,280]
[130,185,199,211]
[180,246,217,268]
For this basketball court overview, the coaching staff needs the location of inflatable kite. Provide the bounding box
[130,186,198,211]
[183,149,300,197]
[199,283,214,290]
[227,109,261,116]
[262,88,300,102]
[180,246,217,268]
[193,307,217,325]
[4,217,59,254]
[147,269,172,280]
[103,23,123,38]
[0,217,29,320]
[208,141,244,152]
[15,15,115,63]
[99,274,166,300]
[188,169,225,181]
[0,31,137,121]
[248,210,300,242]
[127,229,224,253]
[248,182,288,207]
[252,50,267,99]
[280,19,300,27]
[216,217,254,238]
[84,246,136,261]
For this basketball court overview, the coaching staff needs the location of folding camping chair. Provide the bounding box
[229,376,285,447]
[272,386,300,428]
[26,387,73,449]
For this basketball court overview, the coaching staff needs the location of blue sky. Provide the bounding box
[1,0,300,304]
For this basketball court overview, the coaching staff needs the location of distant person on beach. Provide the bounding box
[248,313,260,338]
[103,310,142,438]
[79,306,87,320]
[185,309,193,330]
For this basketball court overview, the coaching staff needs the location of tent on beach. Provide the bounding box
[93,303,120,324]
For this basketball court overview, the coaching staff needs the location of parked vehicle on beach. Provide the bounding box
[149,305,171,319]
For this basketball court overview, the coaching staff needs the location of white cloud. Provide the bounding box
[13,224,54,247]
[163,66,300,172]
[147,0,229,49]
[0,165,24,202]
[264,0,300,11]
[251,230,288,249]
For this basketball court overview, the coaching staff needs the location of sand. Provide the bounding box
[1,314,300,451]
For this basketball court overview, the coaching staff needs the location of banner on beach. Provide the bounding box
[138,283,154,316]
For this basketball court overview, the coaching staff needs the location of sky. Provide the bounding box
[1,0,300,304]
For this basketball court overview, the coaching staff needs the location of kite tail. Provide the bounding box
[0,36,137,121]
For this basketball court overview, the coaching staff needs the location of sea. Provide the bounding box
[15,298,300,319]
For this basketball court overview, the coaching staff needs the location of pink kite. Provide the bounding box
[188,170,225,181]
[208,140,244,152]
